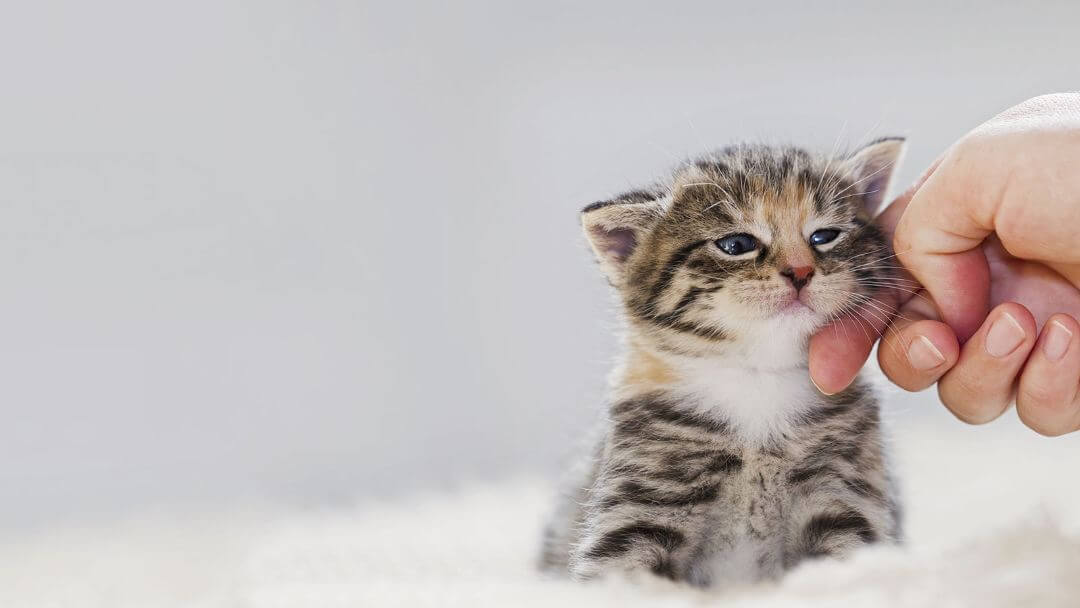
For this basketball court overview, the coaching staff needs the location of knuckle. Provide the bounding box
[938,391,979,424]
[948,371,985,400]
[939,371,1004,424]
[885,368,925,393]
[1016,380,1079,437]
[1016,404,1072,437]
[1017,383,1057,410]
[1020,93,1072,113]
[949,133,991,168]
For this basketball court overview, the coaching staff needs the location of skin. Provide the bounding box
[809,93,1080,436]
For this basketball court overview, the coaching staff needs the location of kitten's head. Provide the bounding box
[582,139,905,357]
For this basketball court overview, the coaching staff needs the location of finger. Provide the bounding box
[877,291,960,391]
[808,270,915,395]
[1016,314,1080,436]
[893,144,996,341]
[967,94,1080,266]
[809,311,880,395]
[937,302,1038,424]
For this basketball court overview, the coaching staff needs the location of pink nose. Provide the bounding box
[780,266,815,290]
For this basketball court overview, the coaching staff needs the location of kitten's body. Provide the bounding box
[541,141,906,585]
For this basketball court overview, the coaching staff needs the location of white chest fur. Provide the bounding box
[670,357,820,444]
[614,321,828,444]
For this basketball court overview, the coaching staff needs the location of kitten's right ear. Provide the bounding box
[581,195,667,284]
[840,137,907,216]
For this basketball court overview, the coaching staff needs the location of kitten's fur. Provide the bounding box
[541,140,906,586]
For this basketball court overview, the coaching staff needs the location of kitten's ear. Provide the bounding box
[840,137,907,216]
[581,194,667,283]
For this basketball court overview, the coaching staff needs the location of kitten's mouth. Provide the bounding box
[778,297,816,315]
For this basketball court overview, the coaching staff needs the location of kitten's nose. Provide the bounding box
[780,266,815,291]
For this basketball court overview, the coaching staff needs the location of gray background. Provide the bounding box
[2,1,1078,531]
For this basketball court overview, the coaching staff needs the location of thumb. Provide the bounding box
[893,145,993,341]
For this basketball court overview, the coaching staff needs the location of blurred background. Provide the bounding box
[2,1,1079,534]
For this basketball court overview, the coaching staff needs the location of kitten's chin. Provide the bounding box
[778,299,814,315]
[730,314,822,370]
[754,303,828,337]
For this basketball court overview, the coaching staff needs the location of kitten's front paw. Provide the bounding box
[569,544,681,582]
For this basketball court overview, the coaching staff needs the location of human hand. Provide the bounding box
[809,93,1080,435]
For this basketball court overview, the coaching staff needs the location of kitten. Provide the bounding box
[540,139,906,586]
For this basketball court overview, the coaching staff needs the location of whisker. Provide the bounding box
[846,248,915,270]
[829,188,881,204]
[833,160,895,199]
[842,245,907,264]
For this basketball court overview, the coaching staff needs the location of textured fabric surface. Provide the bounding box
[5,412,1079,608]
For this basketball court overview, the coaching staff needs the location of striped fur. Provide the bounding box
[541,140,906,586]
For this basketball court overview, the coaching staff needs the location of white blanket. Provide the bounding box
[4,412,1079,607]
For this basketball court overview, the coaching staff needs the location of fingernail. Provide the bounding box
[810,375,836,396]
[1043,320,1073,361]
[985,312,1025,358]
[907,335,945,371]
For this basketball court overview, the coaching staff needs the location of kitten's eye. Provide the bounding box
[715,233,759,256]
[809,229,841,247]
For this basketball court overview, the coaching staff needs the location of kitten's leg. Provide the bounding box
[569,496,694,581]
[569,396,743,583]
[539,441,603,574]
[568,461,733,583]
[782,435,898,566]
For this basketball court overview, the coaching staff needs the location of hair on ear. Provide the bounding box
[841,137,907,216]
[580,190,668,284]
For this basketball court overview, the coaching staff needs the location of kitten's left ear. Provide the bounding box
[840,137,907,216]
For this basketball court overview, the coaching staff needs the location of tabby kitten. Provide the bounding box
[541,139,906,586]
